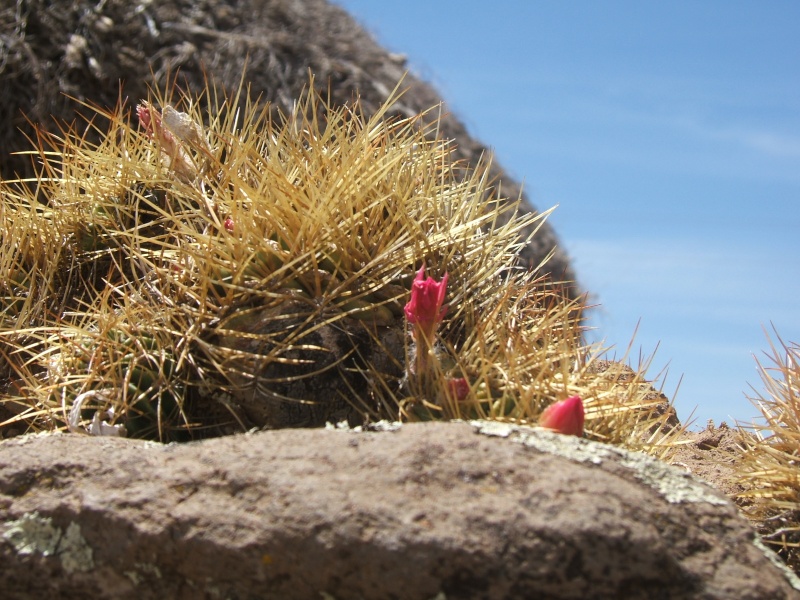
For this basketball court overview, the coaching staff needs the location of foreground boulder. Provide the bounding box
[1,421,797,599]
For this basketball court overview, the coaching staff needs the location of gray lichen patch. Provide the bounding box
[2,512,94,573]
[59,522,95,573]
[3,512,60,556]
[367,420,404,433]
[325,420,403,433]
[471,420,611,465]
[619,452,728,506]
[471,420,728,506]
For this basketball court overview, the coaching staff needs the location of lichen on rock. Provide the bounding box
[2,512,94,574]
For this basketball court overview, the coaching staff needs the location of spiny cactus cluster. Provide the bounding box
[0,75,680,450]
[736,330,800,572]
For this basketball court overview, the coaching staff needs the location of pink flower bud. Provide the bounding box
[447,377,470,401]
[136,103,153,135]
[404,266,448,340]
[136,102,177,150]
[539,395,584,436]
[224,216,235,232]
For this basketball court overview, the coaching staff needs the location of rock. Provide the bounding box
[587,360,681,432]
[0,421,797,599]
[669,422,747,501]
[0,0,575,287]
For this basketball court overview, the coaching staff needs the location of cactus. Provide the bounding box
[735,330,800,572]
[0,74,681,452]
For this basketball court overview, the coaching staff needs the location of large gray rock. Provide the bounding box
[0,421,797,599]
[0,0,574,286]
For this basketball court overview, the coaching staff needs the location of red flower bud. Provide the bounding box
[404,266,448,340]
[447,377,470,401]
[224,216,235,232]
[539,396,584,436]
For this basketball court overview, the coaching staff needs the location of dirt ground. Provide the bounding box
[670,421,745,499]
[669,421,799,574]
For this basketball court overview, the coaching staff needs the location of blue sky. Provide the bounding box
[334,0,800,429]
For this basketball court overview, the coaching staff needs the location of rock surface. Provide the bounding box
[0,0,575,286]
[0,421,797,599]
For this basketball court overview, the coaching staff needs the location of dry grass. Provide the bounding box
[0,73,681,454]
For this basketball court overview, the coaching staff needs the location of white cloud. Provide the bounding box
[729,129,800,159]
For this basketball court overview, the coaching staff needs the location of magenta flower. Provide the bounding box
[539,396,584,437]
[404,266,448,342]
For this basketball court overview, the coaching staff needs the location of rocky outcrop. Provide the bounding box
[1,421,797,599]
[0,0,574,285]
